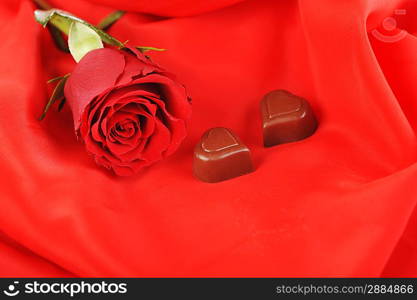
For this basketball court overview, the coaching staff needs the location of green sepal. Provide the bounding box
[135,46,166,53]
[57,98,66,112]
[68,21,104,62]
[39,74,70,121]
[97,10,125,31]
[47,74,68,84]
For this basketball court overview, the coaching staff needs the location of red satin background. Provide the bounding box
[0,0,416,277]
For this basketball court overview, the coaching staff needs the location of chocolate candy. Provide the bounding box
[193,127,254,183]
[261,90,317,147]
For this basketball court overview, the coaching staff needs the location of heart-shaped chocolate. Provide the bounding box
[193,127,254,183]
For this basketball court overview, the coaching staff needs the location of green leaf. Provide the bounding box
[39,74,70,121]
[97,10,125,31]
[47,74,69,84]
[69,22,103,62]
[136,46,166,53]
[34,9,124,48]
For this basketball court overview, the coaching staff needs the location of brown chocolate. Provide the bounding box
[193,127,254,183]
[261,90,317,147]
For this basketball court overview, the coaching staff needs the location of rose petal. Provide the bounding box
[130,74,191,120]
[84,131,120,164]
[101,86,160,109]
[119,103,156,138]
[91,106,110,143]
[116,51,159,85]
[112,159,150,176]
[128,118,171,162]
[105,91,187,157]
[107,111,136,131]
[122,47,163,70]
[112,165,135,176]
[97,74,191,120]
[65,48,126,130]
[139,95,188,155]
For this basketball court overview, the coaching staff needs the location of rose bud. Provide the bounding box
[64,47,192,176]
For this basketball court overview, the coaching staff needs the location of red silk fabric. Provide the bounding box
[0,0,417,277]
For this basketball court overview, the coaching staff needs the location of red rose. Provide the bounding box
[64,47,192,176]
